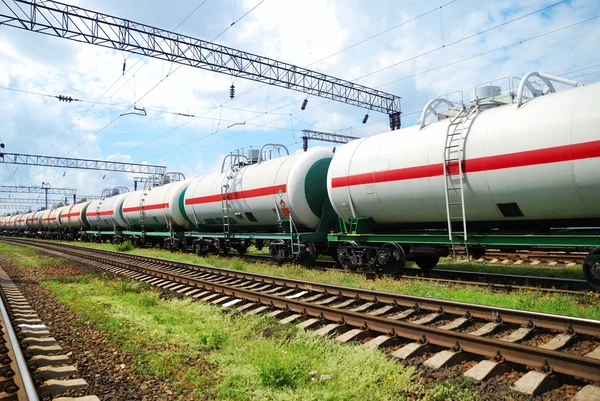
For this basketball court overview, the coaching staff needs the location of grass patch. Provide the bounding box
[429,258,584,280]
[116,241,134,252]
[63,241,600,321]
[0,242,65,267]
[43,274,482,400]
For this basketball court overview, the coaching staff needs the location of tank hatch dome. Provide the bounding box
[471,85,501,101]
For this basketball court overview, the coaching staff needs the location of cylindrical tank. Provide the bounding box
[121,180,191,231]
[327,82,600,228]
[27,211,42,232]
[60,201,91,230]
[41,207,65,230]
[184,147,334,231]
[15,213,29,231]
[28,210,45,231]
[6,215,18,231]
[86,195,128,231]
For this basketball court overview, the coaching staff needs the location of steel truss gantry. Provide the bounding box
[0,197,64,204]
[300,129,359,151]
[0,152,166,175]
[0,185,76,195]
[0,204,35,211]
[0,0,402,128]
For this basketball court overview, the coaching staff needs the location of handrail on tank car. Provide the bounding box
[100,186,129,199]
[221,151,250,173]
[418,98,459,129]
[257,143,289,164]
[517,71,584,107]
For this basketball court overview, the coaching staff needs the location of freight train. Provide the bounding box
[2,71,600,291]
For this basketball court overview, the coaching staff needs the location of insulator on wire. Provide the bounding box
[362,114,369,124]
[57,95,74,102]
[229,84,235,99]
[122,59,126,75]
[301,98,308,110]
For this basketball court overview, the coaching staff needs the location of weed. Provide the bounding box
[64,241,600,320]
[43,274,465,400]
[116,241,134,252]
[255,347,306,389]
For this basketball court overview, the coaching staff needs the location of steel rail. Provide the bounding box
[244,254,591,293]
[3,238,600,383]
[4,238,599,335]
[0,283,40,401]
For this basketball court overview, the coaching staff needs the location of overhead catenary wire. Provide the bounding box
[10,1,600,192]
[6,0,214,187]
[352,0,568,82]
[375,15,600,89]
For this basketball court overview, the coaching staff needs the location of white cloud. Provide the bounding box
[0,0,599,203]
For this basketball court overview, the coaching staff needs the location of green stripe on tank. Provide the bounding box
[118,199,125,223]
[81,202,91,228]
[304,157,332,217]
[179,187,192,223]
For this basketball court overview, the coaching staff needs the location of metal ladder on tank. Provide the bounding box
[443,104,480,259]
[221,179,231,251]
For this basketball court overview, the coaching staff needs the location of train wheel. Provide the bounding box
[415,255,440,273]
[269,240,286,265]
[583,247,600,292]
[297,242,317,267]
[381,243,405,275]
[234,244,248,256]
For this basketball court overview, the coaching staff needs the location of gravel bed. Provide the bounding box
[0,255,182,401]
[0,248,591,401]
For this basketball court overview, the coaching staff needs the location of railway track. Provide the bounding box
[458,249,587,265]
[243,254,592,294]
[2,237,600,399]
[0,264,98,401]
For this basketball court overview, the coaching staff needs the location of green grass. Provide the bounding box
[0,242,65,267]
[429,258,584,280]
[43,274,482,400]
[56,241,600,320]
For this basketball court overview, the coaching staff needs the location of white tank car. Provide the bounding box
[27,211,42,232]
[86,194,128,231]
[15,213,29,231]
[60,201,92,230]
[28,210,45,231]
[327,76,600,228]
[6,215,17,231]
[41,207,65,230]
[121,180,191,231]
[184,146,334,231]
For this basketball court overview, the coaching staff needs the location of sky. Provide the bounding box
[0,0,599,212]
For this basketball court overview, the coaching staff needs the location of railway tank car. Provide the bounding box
[26,210,44,237]
[120,177,192,246]
[59,201,92,240]
[326,71,600,289]
[183,145,337,263]
[84,188,129,241]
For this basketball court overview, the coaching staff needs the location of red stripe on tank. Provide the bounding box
[41,218,57,222]
[122,203,169,213]
[331,140,600,188]
[62,212,80,218]
[86,211,114,217]
[185,184,287,205]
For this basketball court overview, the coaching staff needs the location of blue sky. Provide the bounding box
[0,0,599,210]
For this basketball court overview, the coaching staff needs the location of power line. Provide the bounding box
[68,0,270,190]
[353,0,568,82]
[7,0,213,187]
[375,15,600,89]
[306,0,457,68]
